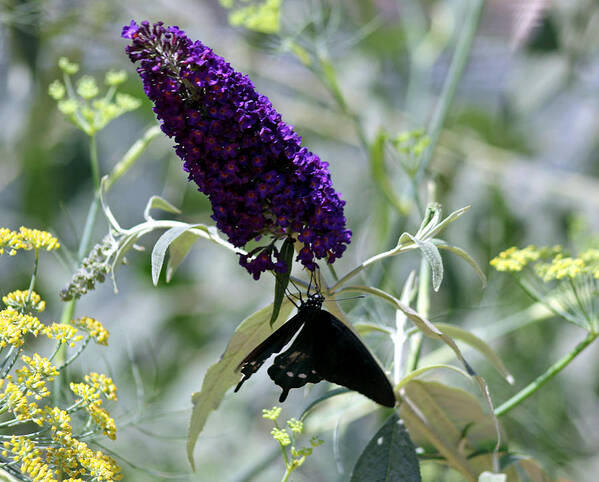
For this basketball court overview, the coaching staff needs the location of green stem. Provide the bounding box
[24,249,39,307]
[495,331,598,417]
[104,125,161,192]
[406,259,430,371]
[418,0,485,177]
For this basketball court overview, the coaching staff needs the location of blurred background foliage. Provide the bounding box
[1,0,598,480]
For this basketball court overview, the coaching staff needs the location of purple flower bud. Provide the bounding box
[123,21,351,278]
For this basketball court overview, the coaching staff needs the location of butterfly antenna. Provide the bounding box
[324,295,365,302]
[288,277,304,304]
[285,289,300,309]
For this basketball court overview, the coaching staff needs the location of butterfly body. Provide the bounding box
[235,293,396,407]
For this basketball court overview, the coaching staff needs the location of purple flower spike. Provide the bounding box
[123,21,351,279]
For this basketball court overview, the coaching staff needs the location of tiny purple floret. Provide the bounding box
[123,21,351,279]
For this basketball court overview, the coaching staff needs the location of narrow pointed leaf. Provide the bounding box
[427,205,471,239]
[433,323,513,383]
[404,233,444,291]
[434,239,486,287]
[143,195,181,221]
[350,414,421,482]
[186,301,293,469]
[270,237,295,326]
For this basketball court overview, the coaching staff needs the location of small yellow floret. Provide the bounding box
[16,354,59,400]
[536,254,585,281]
[88,404,117,440]
[490,245,543,272]
[0,227,29,255]
[43,323,83,347]
[0,308,44,347]
[287,418,303,434]
[262,406,281,420]
[3,289,46,312]
[74,317,109,345]
[18,227,60,251]
[271,427,291,446]
[85,373,117,401]
[0,381,42,423]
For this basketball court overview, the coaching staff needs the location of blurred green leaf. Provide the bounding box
[433,323,513,384]
[186,301,294,469]
[350,414,421,482]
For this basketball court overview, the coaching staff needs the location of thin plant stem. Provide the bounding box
[24,249,39,307]
[418,0,485,178]
[495,331,598,417]
[406,259,430,372]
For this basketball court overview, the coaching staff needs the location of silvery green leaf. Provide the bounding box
[404,233,443,292]
[151,225,195,286]
[426,205,471,240]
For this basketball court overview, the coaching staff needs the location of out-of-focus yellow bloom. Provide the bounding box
[490,245,546,272]
[18,227,60,251]
[271,427,291,446]
[74,317,109,345]
[3,289,46,312]
[262,406,281,420]
[287,418,303,434]
[43,323,83,347]
[0,227,28,255]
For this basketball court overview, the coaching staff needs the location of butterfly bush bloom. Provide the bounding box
[122,21,351,279]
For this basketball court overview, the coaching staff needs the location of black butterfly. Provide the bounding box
[234,292,396,407]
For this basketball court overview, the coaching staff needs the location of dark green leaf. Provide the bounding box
[269,237,295,326]
[350,414,421,482]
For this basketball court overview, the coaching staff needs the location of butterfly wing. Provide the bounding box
[267,319,323,402]
[313,311,396,407]
[234,311,306,393]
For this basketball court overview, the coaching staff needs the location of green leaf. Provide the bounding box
[143,195,181,221]
[434,239,486,288]
[270,237,295,326]
[186,301,294,469]
[369,130,407,214]
[166,230,202,282]
[397,364,472,391]
[426,205,470,240]
[401,380,505,477]
[433,323,513,384]
[151,225,194,286]
[350,414,421,482]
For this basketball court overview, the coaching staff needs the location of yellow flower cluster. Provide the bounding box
[271,427,291,446]
[0,227,60,255]
[3,410,122,481]
[75,316,109,345]
[0,308,44,347]
[2,289,46,312]
[536,254,585,281]
[85,373,117,401]
[2,436,57,481]
[70,372,118,440]
[287,418,304,434]
[0,378,42,423]
[490,245,546,272]
[16,354,59,400]
[0,227,29,255]
[43,322,83,347]
[262,406,282,421]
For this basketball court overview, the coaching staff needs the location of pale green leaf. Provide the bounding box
[434,239,486,288]
[186,301,294,469]
[433,323,513,383]
[397,364,471,391]
[401,380,506,476]
[350,414,421,482]
[144,195,181,221]
[151,225,193,286]
[166,230,202,282]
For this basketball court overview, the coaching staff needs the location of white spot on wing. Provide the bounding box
[286,371,294,377]
[298,373,307,379]
[377,437,384,445]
